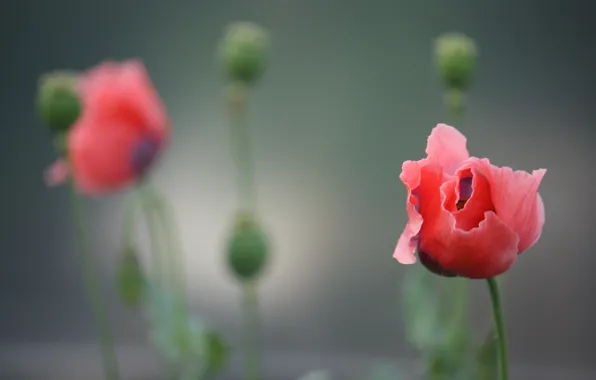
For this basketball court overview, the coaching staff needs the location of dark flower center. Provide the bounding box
[456,176,473,210]
[130,135,161,175]
[456,199,467,210]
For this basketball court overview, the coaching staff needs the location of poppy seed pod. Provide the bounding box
[37,71,81,134]
[435,33,477,91]
[226,212,269,281]
[219,22,269,85]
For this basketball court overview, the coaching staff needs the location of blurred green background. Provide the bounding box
[0,0,593,378]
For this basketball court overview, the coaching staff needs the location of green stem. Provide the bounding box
[143,182,188,305]
[242,281,261,380]
[228,83,262,380]
[445,87,465,127]
[138,183,167,285]
[122,193,142,250]
[228,83,257,213]
[487,277,509,380]
[68,183,121,380]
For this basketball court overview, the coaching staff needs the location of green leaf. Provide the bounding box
[117,248,145,308]
[204,329,228,373]
[401,266,472,378]
[401,264,443,350]
[431,277,470,375]
[475,330,498,380]
[145,283,206,360]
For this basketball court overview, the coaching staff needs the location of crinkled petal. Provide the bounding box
[415,164,520,278]
[420,211,520,279]
[425,123,470,175]
[78,59,169,139]
[464,158,546,253]
[66,59,170,195]
[68,120,139,194]
[442,168,495,231]
[525,193,545,250]
[393,160,425,264]
[44,159,70,187]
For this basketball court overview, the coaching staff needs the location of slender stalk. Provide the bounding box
[228,82,262,380]
[228,83,257,212]
[242,281,261,380]
[138,183,167,285]
[487,277,509,380]
[68,183,121,380]
[122,192,142,250]
[445,87,465,127]
[146,183,189,304]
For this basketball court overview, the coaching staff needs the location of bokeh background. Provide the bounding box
[0,0,594,379]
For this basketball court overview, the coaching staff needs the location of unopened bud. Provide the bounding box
[37,71,81,134]
[226,212,269,281]
[435,33,477,91]
[219,22,270,85]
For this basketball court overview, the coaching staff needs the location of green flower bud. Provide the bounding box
[226,212,269,281]
[219,22,270,85]
[117,248,145,308]
[36,71,82,134]
[435,33,477,91]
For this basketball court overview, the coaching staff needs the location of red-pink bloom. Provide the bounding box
[394,124,545,279]
[44,60,169,195]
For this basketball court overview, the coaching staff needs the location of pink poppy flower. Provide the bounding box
[394,124,546,279]
[44,60,169,195]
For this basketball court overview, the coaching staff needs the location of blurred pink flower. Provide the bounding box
[394,124,546,279]
[45,60,169,195]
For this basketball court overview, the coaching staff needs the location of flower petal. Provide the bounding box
[425,123,470,175]
[67,60,170,195]
[44,159,69,187]
[442,168,495,231]
[415,164,520,279]
[68,120,140,195]
[393,160,425,264]
[78,60,169,139]
[525,193,545,250]
[465,158,546,253]
[420,211,520,279]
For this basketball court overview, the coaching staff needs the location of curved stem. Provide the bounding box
[487,277,509,380]
[68,183,121,380]
[143,182,188,304]
[138,183,167,285]
[122,192,142,250]
[242,281,261,380]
